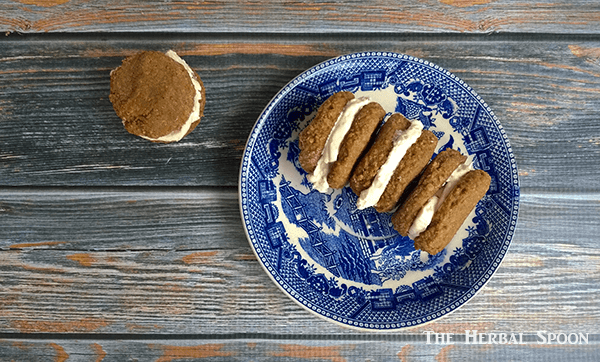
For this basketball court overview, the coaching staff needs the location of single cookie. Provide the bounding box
[298,91,355,174]
[391,148,467,236]
[109,50,206,143]
[327,102,386,189]
[414,169,491,255]
[350,113,437,213]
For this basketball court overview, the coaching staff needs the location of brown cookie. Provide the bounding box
[350,113,411,195]
[109,50,205,143]
[391,148,467,236]
[414,169,491,255]
[374,129,438,213]
[298,91,355,174]
[350,113,438,213]
[327,102,386,189]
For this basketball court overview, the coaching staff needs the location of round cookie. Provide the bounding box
[109,50,206,143]
[392,148,467,236]
[392,148,491,255]
[413,169,491,255]
[299,91,384,193]
[299,91,355,174]
[326,102,386,189]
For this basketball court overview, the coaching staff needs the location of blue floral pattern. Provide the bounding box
[240,52,520,331]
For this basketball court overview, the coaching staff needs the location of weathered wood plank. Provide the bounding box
[1,0,600,34]
[0,338,598,362]
[0,0,597,358]
[0,188,243,250]
[1,189,598,334]
[1,35,599,188]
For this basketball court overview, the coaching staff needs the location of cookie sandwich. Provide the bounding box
[391,148,491,255]
[299,91,386,192]
[350,113,438,213]
[109,50,206,143]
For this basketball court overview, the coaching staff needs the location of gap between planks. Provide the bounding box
[0,332,598,343]
[4,31,600,44]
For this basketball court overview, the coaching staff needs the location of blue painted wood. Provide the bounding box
[1,36,599,189]
[0,189,598,336]
[0,338,598,361]
[0,1,599,359]
[1,0,600,34]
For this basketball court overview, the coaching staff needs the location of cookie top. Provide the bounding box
[350,113,412,196]
[109,50,205,142]
[392,148,467,236]
[298,91,355,174]
[413,169,491,255]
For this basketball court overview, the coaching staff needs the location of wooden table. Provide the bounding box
[1,1,599,360]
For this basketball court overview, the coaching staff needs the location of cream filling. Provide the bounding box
[408,195,439,239]
[140,50,203,142]
[307,97,371,192]
[356,119,424,210]
[408,160,474,239]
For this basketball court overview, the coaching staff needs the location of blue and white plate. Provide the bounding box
[239,52,519,331]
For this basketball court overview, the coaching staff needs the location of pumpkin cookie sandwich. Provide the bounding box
[350,113,437,213]
[299,91,385,192]
[109,50,205,143]
[392,148,491,255]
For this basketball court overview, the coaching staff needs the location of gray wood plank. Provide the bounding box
[2,35,600,189]
[0,0,597,359]
[1,189,598,334]
[0,188,243,250]
[0,338,598,361]
[1,0,600,34]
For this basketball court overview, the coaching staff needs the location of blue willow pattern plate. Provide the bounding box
[239,52,519,331]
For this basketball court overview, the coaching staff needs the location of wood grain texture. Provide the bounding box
[0,2,599,357]
[1,0,600,34]
[0,338,599,361]
[0,188,243,250]
[1,35,600,188]
[1,189,599,335]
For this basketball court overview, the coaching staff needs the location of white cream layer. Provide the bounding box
[408,194,439,239]
[141,50,203,142]
[356,119,424,210]
[408,160,474,239]
[308,97,371,193]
